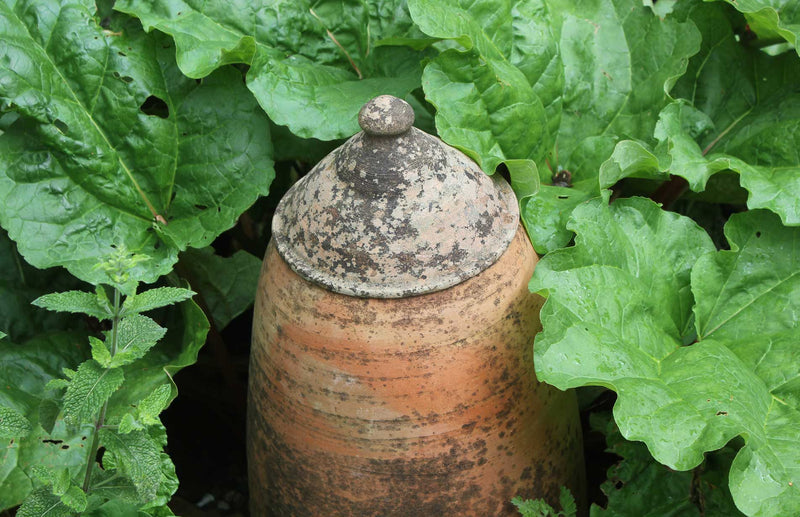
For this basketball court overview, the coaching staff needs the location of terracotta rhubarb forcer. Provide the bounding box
[248,95,585,516]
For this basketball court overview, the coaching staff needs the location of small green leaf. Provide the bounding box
[32,291,113,320]
[0,405,32,438]
[100,428,163,501]
[135,385,172,425]
[59,485,86,512]
[44,379,70,392]
[109,315,167,367]
[16,487,72,517]
[62,361,124,425]
[558,487,576,516]
[51,468,71,497]
[121,287,195,316]
[118,413,142,434]
[89,337,112,368]
[0,331,6,340]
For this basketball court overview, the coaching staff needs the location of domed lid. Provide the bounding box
[272,95,519,298]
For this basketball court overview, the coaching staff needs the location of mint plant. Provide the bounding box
[512,487,577,517]
[1,250,198,515]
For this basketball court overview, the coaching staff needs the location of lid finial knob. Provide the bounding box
[358,95,415,136]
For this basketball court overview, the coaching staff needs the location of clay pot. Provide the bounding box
[247,96,584,516]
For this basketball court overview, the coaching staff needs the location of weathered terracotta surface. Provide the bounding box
[248,226,585,516]
[272,95,518,299]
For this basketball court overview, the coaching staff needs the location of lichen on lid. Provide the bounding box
[272,95,519,298]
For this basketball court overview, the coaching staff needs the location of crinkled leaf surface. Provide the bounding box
[178,247,262,330]
[0,298,206,509]
[62,360,124,425]
[100,428,161,501]
[105,296,208,423]
[409,0,557,174]
[0,333,91,511]
[589,413,743,517]
[115,0,428,140]
[0,4,273,287]
[122,287,195,316]
[108,314,167,367]
[32,291,112,321]
[533,200,800,516]
[0,405,31,438]
[602,3,800,225]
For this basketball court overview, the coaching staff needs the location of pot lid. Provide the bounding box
[272,95,519,298]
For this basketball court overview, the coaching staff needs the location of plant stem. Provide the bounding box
[82,288,121,492]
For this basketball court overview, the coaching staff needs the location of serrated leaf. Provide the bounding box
[0,405,32,438]
[16,487,72,517]
[121,287,194,316]
[59,484,87,512]
[109,314,167,367]
[51,468,71,497]
[89,337,112,368]
[44,379,70,392]
[62,361,124,425]
[100,429,162,501]
[135,385,172,425]
[105,297,208,426]
[178,247,261,329]
[118,413,142,434]
[0,6,273,287]
[32,291,112,320]
[0,332,94,511]
[115,0,427,140]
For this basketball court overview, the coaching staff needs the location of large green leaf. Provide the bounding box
[115,0,428,140]
[0,3,273,287]
[0,333,92,510]
[601,3,800,225]
[590,413,743,516]
[691,210,800,516]
[533,201,800,516]
[177,247,261,330]
[709,0,800,53]
[409,0,559,173]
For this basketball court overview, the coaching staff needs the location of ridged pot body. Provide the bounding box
[247,227,584,516]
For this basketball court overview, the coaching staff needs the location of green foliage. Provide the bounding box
[114,0,431,140]
[0,1,274,289]
[533,202,800,516]
[177,247,262,329]
[2,0,799,515]
[512,486,577,517]
[590,412,743,516]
